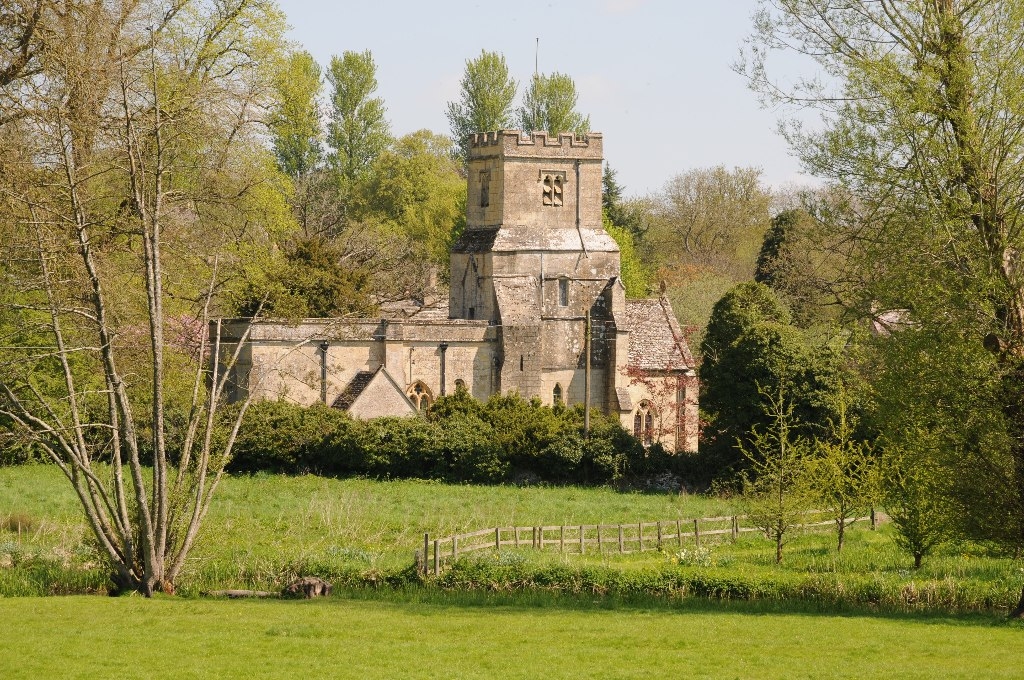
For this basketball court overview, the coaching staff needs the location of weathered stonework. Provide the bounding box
[219,131,697,452]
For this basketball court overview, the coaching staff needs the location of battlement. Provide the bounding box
[468,130,603,160]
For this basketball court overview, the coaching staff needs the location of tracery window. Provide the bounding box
[553,383,563,406]
[541,172,564,207]
[633,400,656,446]
[406,381,433,411]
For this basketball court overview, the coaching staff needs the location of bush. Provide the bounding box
[228,401,354,473]
[226,393,685,486]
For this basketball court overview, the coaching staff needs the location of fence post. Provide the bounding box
[597,525,602,553]
[677,519,683,548]
[694,519,701,548]
[515,526,520,547]
[618,525,624,553]
[732,516,738,542]
[638,522,644,552]
[453,535,458,559]
[433,539,440,575]
[580,525,585,554]
[423,533,430,575]
[657,521,663,549]
[495,527,501,550]
[560,526,565,552]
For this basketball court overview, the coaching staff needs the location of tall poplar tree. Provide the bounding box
[518,71,590,137]
[269,50,323,179]
[326,49,391,185]
[446,50,517,161]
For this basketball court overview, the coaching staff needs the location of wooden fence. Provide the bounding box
[415,511,877,576]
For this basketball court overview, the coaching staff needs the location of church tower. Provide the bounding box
[449,131,624,408]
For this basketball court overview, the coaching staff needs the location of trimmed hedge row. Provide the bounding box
[226,391,682,486]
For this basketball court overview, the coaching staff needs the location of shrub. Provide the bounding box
[226,392,685,486]
[228,401,353,473]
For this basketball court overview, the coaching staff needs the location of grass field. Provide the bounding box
[1,594,1021,679]
[1,464,1022,614]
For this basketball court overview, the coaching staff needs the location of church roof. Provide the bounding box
[332,366,418,419]
[332,370,378,410]
[622,297,695,372]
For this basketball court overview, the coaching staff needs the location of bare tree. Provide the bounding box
[0,0,286,595]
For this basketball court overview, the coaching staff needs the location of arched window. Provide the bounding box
[553,383,563,406]
[454,379,467,393]
[406,381,433,411]
[633,401,656,446]
[558,277,569,306]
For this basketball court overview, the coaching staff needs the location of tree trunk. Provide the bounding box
[776,534,783,564]
[837,519,845,553]
[913,551,922,569]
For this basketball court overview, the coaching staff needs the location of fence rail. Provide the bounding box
[416,511,878,576]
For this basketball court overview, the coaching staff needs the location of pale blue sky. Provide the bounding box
[275,0,812,196]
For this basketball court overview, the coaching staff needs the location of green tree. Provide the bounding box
[807,384,876,552]
[754,207,835,328]
[740,0,1024,580]
[647,166,772,338]
[604,220,651,298]
[0,0,289,595]
[269,50,323,179]
[326,50,391,186]
[518,72,590,137]
[232,237,377,319]
[363,130,467,273]
[446,50,518,161]
[739,384,813,564]
[881,433,951,570]
[699,282,843,480]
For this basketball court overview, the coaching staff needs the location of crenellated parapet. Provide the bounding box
[468,130,603,159]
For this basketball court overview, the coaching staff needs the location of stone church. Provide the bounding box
[220,131,698,451]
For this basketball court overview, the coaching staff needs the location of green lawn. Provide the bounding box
[1,595,1020,679]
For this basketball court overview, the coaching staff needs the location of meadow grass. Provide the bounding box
[0,594,1020,679]
[1,464,1021,614]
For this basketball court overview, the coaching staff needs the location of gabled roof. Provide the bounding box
[332,366,418,419]
[332,370,377,410]
[621,297,695,372]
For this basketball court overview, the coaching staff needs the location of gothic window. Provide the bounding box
[558,277,569,307]
[633,401,656,446]
[454,379,467,393]
[553,383,563,406]
[406,381,433,411]
[479,171,490,207]
[541,171,564,207]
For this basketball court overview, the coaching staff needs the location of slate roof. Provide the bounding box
[621,297,695,372]
[331,369,378,410]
